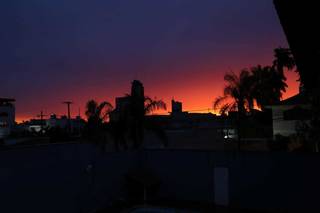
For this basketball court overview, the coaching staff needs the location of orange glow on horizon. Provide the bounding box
[15,116,32,124]
[14,65,300,122]
[16,72,299,123]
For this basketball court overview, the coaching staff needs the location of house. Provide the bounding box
[24,119,46,133]
[268,91,311,138]
[46,114,85,134]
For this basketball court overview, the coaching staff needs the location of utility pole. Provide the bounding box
[37,110,47,134]
[63,101,73,134]
[77,107,81,136]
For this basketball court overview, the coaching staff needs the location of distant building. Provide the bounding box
[24,119,46,133]
[131,80,144,99]
[110,80,145,122]
[109,97,131,122]
[153,99,235,132]
[46,114,68,129]
[0,98,15,138]
[149,99,274,143]
[171,100,182,114]
[46,114,85,133]
[21,114,85,134]
[143,99,240,149]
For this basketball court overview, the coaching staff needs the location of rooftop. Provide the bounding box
[0,98,15,103]
[0,98,15,106]
[278,93,309,106]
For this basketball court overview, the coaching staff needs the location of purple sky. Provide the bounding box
[0,0,299,121]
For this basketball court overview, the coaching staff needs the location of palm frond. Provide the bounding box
[239,69,251,82]
[213,96,228,111]
[223,85,235,97]
[219,103,232,115]
[229,103,238,112]
[98,101,113,112]
[273,47,296,71]
[224,72,238,86]
[98,101,113,121]
[144,97,167,114]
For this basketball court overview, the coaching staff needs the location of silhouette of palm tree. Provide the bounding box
[213,70,254,151]
[130,94,167,149]
[213,47,297,150]
[111,95,167,150]
[250,65,287,109]
[273,47,296,81]
[144,96,167,115]
[213,69,254,115]
[85,100,113,141]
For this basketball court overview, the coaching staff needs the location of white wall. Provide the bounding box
[271,105,304,137]
[0,105,15,138]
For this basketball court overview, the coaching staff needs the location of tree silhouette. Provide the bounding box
[273,47,296,81]
[213,70,255,151]
[144,96,167,115]
[213,69,254,115]
[85,100,113,141]
[250,65,287,109]
[213,47,298,150]
[132,95,167,149]
[246,47,295,109]
[111,95,167,150]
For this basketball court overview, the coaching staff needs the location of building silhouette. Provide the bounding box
[0,98,15,138]
[131,80,144,99]
[21,114,85,135]
[171,99,183,114]
[110,80,145,122]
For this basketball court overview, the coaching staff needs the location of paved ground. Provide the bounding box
[94,201,281,213]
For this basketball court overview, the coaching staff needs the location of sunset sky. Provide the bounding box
[1,0,300,122]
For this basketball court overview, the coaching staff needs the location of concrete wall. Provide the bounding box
[144,129,225,150]
[0,143,138,213]
[228,152,320,211]
[143,150,320,211]
[1,143,320,212]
